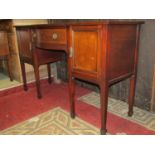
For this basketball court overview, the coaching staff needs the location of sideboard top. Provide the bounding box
[15,20,144,29]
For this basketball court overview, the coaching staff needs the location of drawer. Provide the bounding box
[33,28,67,45]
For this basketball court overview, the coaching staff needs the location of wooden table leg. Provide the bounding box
[128,75,136,116]
[47,63,52,84]
[6,56,13,81]
[100,82,109,135]
[21,62,28,91]
[34,65,42,99]
[69,77,76,118]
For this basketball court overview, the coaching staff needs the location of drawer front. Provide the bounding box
[34,28,67,45]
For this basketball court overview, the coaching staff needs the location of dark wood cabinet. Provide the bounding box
[15,21,144,134]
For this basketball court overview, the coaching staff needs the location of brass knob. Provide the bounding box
[33,33,37,38]
[32,33,37,43]
[29,42,32,51]
[52,32,58,40]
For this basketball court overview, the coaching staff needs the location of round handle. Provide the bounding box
[52,32,58,40]
[32,33,37,38]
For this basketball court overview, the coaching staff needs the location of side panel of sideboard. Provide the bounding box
[108,25,137,82]
[16,29,33,62]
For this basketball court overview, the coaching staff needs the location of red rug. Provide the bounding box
[0,79,155,135]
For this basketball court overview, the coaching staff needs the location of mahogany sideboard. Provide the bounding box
[15,21,144,134]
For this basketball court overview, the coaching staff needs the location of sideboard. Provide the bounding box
[15,20,144,134]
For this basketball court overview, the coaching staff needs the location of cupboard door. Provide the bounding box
[71,27,99,73]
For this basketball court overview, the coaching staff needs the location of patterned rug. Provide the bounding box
[0,107,100,135]
[78,92,155,132]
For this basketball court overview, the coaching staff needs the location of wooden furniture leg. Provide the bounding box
[47,63,52,84]
[6,56,13,81]
[69,77,76,118]
[21,62,28,91]
[150,66,155,111]
[128,75,136,116]
[100,82,109,135]
[34,65,42,99]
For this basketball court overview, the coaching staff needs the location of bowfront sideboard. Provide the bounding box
[15,21,144,134]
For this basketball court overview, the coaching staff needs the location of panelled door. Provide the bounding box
[70,26,100,75]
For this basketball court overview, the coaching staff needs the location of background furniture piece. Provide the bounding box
[15,21,143,134]
[0,19,49,83]
[0,31,13,81]
[151,65,155,112]
[16,28,63,99]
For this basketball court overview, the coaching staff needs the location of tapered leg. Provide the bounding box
[6,56,13,81]
[34,65,42,99]
[21,62,28,91]
[69,77,76,118]
[47,63,52,84]
[100,82,109,135]
[128,75,136,116]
